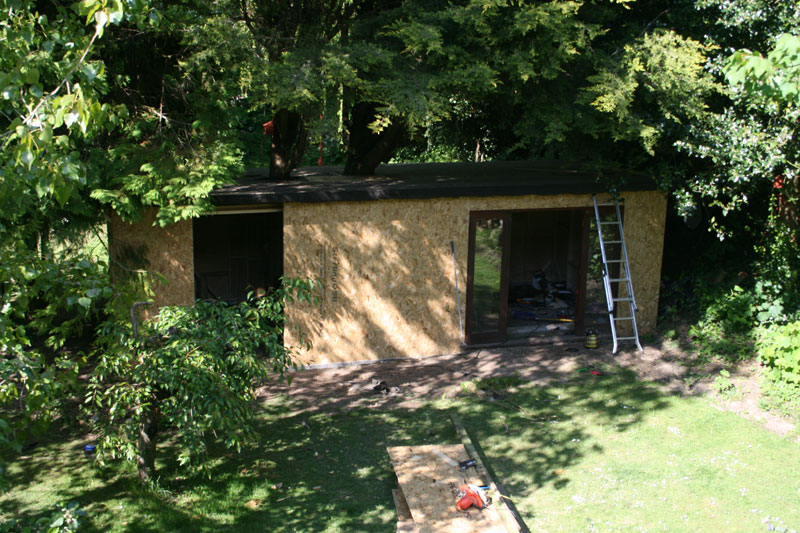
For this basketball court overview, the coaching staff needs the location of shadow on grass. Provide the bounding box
[454,367,670,519]
[133,401,462,532]
[2,367,670,532]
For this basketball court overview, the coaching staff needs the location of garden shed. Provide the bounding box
[108,161,667,365]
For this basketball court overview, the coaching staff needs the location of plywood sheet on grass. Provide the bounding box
[108,209,194,318]
[281,190,665,363]
[387,445,507,533]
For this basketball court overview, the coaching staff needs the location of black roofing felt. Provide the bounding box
[210,160,657,206]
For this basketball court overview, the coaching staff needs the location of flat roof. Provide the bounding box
[210,160,657,206]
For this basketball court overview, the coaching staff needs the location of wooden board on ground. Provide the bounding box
[393,488,418,533]
[387,444,509,533]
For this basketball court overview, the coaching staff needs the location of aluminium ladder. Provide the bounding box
[592,195,643,353]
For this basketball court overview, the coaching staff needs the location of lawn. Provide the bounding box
[3,367,799,532]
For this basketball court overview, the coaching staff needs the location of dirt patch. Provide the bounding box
[261,336,797,440]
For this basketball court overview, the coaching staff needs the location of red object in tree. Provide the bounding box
[773,174,787,215]
[262,120,274,135]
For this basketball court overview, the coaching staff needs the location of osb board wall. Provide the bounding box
[284,191,666,364]
[618,191,668,335]
[108,209,194,318]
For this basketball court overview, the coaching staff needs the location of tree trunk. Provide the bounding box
[38,221,50,259]
[270,109,307,180]
[344,102,404,176]
[137,404,159,484]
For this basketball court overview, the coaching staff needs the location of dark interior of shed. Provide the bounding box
[504,209,617,340]
[506,210,581,337]
[468,207,618,345]
[193,212,283,302]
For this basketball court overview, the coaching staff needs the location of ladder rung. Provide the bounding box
[609,278,629,282]
[616,336,638,341]
[605,259,624,263]
[603,240,622,244]
[613,297,633,302]
[600,221,620,225]
[613,316,635,321]
[595,202,617,207]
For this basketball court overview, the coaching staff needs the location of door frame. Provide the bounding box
[464,207,592,346]
[465,211,512,345]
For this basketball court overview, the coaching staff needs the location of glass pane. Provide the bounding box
[472,218,504,332]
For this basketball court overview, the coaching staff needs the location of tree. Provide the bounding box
[87,280,317,483]
[390,0,720,177]
[0,0,139,486]
[675,1,800,318]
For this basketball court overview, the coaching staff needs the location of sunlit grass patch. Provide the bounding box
[460,371,800,532]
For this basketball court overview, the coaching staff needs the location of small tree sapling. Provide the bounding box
[86,279,317,483]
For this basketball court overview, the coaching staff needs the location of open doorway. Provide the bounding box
[466,207,613,345]
[506,210,587,339]
[193,211,283,302]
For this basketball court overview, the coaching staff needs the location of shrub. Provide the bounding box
[0,502,85,532]
[757,321,800,414]
[86,279,317,483]
[688,285,756,362]
[712,369,737,398]
[0,250,109,489]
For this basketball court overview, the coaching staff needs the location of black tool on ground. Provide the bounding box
[459,458,477,470]
[372,380,390,394]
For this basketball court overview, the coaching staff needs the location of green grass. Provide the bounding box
[2,398,459,532]
[458,369,800,532]
[473,225,502,328]
[3,369,800,532]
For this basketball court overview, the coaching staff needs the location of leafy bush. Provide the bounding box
[688,285,756,362]
[712,369,738,399]
[86,279,317,483]
[0,247,109,489]
[686,278,795,363]
[757,321,800,414]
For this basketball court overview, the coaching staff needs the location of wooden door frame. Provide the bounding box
[465,211,512,345]
[465,207,593,346]
[574,208,591,333]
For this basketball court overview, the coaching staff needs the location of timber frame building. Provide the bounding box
[109,161,667,365]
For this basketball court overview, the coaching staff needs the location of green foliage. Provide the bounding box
[0,244,109,489]
[582,29,719,155]
[0,0,148,487]
[726,33,800,107]
[0,501,85,533]
[676,8,800,322]
[712,369,737,398]
[757,321,800,413]
[685,277,794,364]
[86,279,317,478]
[688,285,756,363]
[1,0,110,221]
